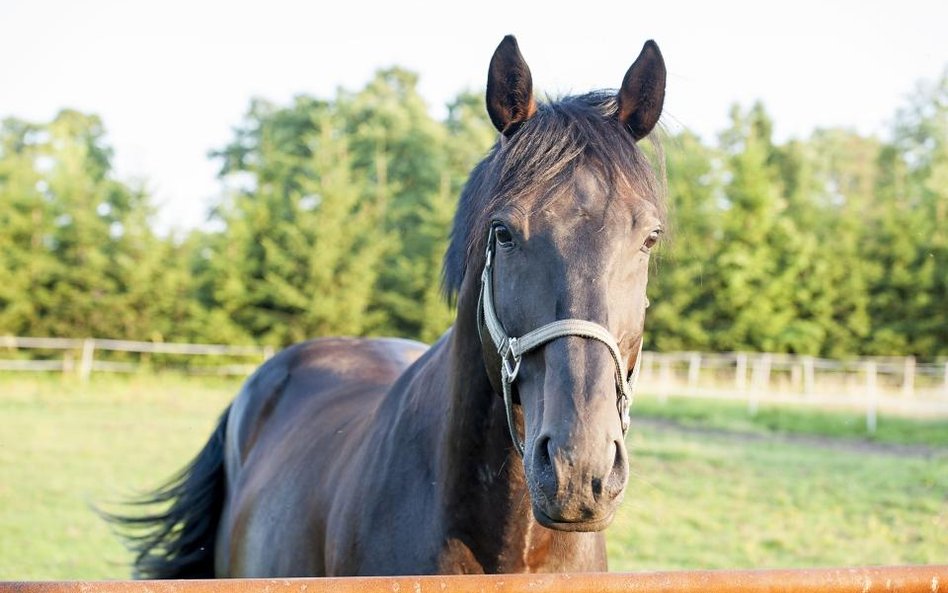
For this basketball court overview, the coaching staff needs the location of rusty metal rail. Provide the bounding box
[2,566,946,593]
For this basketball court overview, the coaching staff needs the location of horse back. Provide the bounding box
[226,337,425,471]
[218,336,428,575]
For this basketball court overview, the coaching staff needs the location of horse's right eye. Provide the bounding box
[641,229,662,252]
[494,224,514,246]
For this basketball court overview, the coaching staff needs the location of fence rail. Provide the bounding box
[635,351,948,427]
[2,336,947,425]
[0,336,273,378]
[2,566,946,593]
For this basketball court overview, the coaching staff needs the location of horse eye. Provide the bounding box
[494,224,514,246]
[642,230,661,251]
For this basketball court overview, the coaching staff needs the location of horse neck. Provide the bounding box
[434,273,542,571]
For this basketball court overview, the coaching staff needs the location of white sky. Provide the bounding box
[2,0,946,233]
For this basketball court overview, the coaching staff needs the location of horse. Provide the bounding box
[116,34,667,577]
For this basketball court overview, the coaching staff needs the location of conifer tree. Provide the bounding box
[207,104,388,345]
[707,103,811,352]
[337,68,451,339]
[646,130,721,351]
[0,118,58,335]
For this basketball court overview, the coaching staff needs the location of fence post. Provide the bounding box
[79,339,95,382]
[865,360,878,434]
[802,356,815,396]
[901,356,915,398]
[687,352,701,392]
[659,355,672,404]
[749,353,771,416]
[790,362,801,391]
[735,352,748,393]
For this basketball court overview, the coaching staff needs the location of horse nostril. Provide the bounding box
[591,477,603,497]
[605,439,628,499]
[532,435,558,497]
[535,435,553,468]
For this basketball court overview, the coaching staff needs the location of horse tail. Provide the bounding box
[109,406,231,579]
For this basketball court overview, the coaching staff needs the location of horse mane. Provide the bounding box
[442,90,667,300]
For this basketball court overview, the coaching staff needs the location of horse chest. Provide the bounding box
[436,527,605,574]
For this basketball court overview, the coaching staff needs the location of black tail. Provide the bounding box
[107,406,230,579]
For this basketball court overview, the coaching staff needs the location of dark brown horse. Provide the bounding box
[117,35,667,577]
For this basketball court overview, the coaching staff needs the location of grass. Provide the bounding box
[0,373,236,580]
[0,374,945,579]
[610,420,946,570]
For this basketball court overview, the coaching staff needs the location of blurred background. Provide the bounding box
[0,0,945,580]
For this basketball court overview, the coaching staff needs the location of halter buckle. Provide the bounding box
[502,337,522,382]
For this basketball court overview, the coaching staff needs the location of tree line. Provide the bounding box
[1,67,945,358]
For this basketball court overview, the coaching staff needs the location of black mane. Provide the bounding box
[442,91,666,299]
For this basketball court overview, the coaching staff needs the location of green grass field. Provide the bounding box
[1,374,945,579]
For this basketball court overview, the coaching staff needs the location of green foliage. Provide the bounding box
[647,130,721,351]
[337,68,454,338]
[864,69,948,356]
[0,67,945,356]
[203,109,389,345]
[0,111,186,341]
[648,80,947,358]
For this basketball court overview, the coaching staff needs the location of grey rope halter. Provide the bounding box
[477,226,643,457]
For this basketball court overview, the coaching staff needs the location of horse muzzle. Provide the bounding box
[526,430,629,532]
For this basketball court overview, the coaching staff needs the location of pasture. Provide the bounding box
[0,373,945,579]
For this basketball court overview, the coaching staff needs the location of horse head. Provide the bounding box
[447,35,667,532]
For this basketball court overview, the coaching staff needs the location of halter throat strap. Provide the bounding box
[477,227,642,457]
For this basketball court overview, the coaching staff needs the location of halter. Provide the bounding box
[476,226,643,457]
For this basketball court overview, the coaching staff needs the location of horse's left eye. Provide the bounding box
[642,230,661,251]
[494,223,514,246]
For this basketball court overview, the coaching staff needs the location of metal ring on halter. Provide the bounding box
[502,337,522,382]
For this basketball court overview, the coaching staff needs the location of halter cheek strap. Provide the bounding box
[477,227,643,457]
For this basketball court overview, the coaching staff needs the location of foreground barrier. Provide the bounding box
[3,566,946,593]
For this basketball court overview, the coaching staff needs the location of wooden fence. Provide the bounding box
[2,336,947,425]
[2,566,947,593]
[0,336,273,378]
[635,351,948,427]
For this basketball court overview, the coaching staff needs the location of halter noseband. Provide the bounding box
[476,226,643,457]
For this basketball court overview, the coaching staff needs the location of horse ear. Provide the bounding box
[617,40,666,140]
[486,35,537,136]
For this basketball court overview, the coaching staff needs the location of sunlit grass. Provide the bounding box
[0,374,944,579]
[0,373,236,580]
[610,421,946,570]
